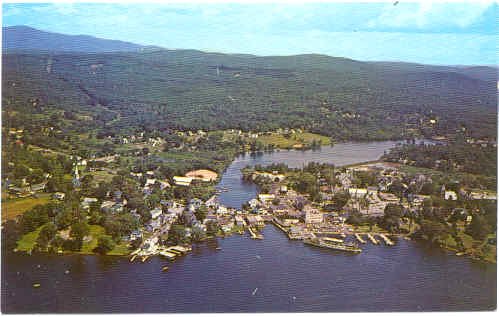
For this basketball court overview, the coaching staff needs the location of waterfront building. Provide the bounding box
[258,194,275,203]
[305,207,323,225]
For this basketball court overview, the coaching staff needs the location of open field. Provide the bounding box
[256,132,331,149]
[16,226,44,252]
[15,224,131,255]
[2,193,52,222]
[79,225,106,253]
[89,170,116,183]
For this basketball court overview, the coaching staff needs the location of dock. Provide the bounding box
[366,233,379,245]
[272,219,289,234]
[379,234,394,246]
[171,246,191,253]
[248,226,263,239]
[323,237,344,243]
[354,233,366,244]
[159,251,177,259]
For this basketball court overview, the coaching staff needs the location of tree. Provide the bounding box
[294,172,317,195]
[191,226,207,242]
[346,212,362,226]
[49,235,65,253]
[103,213,139,239]
[420,182,435,195]
[381,203,404,232]
[168,225,187,244]
[467,214,491,241]
[194,205,208,222]
[419,219,449,243]
[388,179,405,198]
[206,221,219,236]
[330,191,350,211]
[70,222,90,241]
[36,222,57,250]
[55,209,74,229]
[95,235,116,254]
[19,204,50,233]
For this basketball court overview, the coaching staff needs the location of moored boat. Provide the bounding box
[304,238,362,253]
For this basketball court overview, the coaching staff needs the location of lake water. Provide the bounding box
[217,141,409,208]
[2,140,496,313]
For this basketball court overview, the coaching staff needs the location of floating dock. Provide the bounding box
[366,233,379,245]
[354,233,366,244]
[379,234,394,246]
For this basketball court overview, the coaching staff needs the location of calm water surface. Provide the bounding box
[2,141,496,312]
[218,141,409,208]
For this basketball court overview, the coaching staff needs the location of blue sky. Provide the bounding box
[2,1,497,65]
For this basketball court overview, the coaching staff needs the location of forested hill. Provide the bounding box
[2,27,497,141]
[2,26,146,52]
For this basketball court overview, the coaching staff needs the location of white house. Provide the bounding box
[150,207,163,220]
[444,190,458,201]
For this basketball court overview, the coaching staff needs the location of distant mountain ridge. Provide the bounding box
[2,25,146,52]
[2,26,497,140]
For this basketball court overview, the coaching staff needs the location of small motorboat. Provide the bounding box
[216,247,222,251]
[162,266,169,272]
[33,283,41,288]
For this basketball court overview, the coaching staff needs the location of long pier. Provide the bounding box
[366,233,379,245]
[379,234,395,246]
[354,233,366,244]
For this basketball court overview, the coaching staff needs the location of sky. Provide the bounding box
[2,1,497,65]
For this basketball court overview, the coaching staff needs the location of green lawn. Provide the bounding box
[78,225,131,255]
[89,170,115,183]
[16,226,43,252]
[2,193,51,222]
[256,132,331,149]
[107,241,131,256]
[79,225,106,253]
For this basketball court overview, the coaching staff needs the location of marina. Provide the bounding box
[2,141,496,313]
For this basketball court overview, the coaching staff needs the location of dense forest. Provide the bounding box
[2,27,497,142]
[382,142,497,178]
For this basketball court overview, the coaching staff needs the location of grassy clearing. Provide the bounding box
[79,225,106,253]
[256,132,331,149]
[78,225,130,255]
[89,170,115,183]
[107,241,131,256]
[2,193,51,222]
[16,226,43,252]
